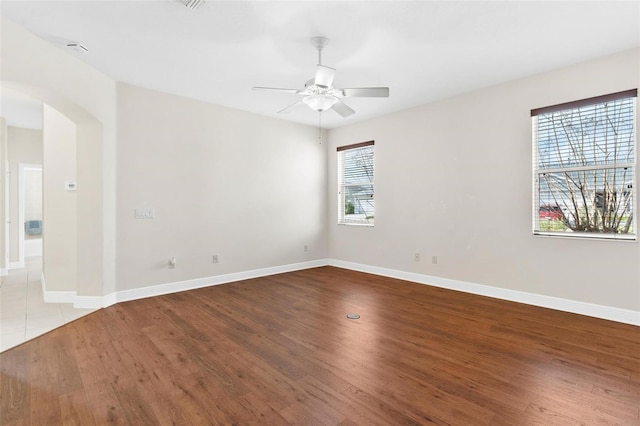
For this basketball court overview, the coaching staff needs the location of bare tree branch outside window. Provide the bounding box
[534,93,636,238]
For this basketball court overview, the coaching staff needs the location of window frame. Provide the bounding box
[531,89,637,240]
[337,141,375,226]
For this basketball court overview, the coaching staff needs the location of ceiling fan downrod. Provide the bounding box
[310,36,329,66]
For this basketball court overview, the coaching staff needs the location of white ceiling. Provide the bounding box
[1,1,639,129]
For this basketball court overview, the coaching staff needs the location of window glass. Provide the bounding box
[532,90,636,239]
[338,142,374,225]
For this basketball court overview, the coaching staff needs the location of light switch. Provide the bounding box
[135,208,155,219]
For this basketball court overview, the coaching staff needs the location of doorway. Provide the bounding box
[20,164,43,259]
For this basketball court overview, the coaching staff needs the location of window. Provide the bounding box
[532,89,637,239]
[338,141,374,225]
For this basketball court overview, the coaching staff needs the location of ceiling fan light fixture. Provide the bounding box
[302,94,337,112]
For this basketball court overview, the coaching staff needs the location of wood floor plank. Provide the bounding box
[0,346,30,425]
[110,381,161,425]
[29,384,62,425]
[490,404,580,426]
[82,379,128,425]
[231,391,293,425]
[1,266,639,425]
[340,385,430,425]
[59,388,97,425]
[178,371,249,425]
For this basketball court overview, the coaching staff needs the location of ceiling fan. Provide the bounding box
[252,36,389,118]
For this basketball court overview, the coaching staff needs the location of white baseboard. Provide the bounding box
[41,273,76,303]
[74,296,104,309]
[328,259,640,327]
[36,258,639,326]
[105,259,329,307]
[40,274,108,309]
[102,292,117,308]
[39,260,328,309]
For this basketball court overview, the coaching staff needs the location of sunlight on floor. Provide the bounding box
[0,257,97,352]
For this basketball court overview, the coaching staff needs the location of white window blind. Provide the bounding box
[338,141,374,225]
[532,89,637,239]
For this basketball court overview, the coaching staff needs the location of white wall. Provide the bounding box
[328,48,640,313]
[42,105,77,292]
[116,83,327,291]
[7,126,42,263]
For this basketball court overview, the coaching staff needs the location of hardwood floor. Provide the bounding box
[1,266,639,425]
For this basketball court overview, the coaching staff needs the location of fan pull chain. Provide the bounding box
[318,112,322,144]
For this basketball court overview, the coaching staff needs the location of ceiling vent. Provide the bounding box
[176,0,205,10]
[66,42,88,53]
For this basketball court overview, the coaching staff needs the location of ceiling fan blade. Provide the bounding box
[342,87,389,97]
[277,100,303,114]
[332,100,356,118]
[314,65,336,88]
[252,86,300,94]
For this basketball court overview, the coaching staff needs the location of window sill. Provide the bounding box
[533,231,636,242]
[338,222,374,227]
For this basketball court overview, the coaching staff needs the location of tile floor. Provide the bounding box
[0,257,97,352]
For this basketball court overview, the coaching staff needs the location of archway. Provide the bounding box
[1,81,103,303]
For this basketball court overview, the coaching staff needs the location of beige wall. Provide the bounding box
[7,127,43,262]
[42,105,77,292]
[2,15,637,317]
[0,118,6,273]
[1,15,115,295]
[116,83,328,290]
[328,48,640,312]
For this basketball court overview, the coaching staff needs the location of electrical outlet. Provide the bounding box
[168,257,176,269]
[304,245,308,252]
[414,253,420,262]
[432,256,438,264]
[212,255,219,264]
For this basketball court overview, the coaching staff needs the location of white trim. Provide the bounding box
[17,164,25,267]
[74,296,104,309]
[8,260,24,270]
[37,259,329,309]
[328,259,640,327]
[41,272,75,303]
[102,292,117,308]
[4,160,9,272]
[108,259,328,307]
[541,162,635,174]
[34,258,640,327]
[41,273,96,308]
[17,164,43,267]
